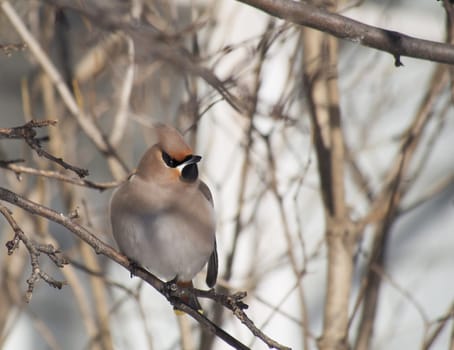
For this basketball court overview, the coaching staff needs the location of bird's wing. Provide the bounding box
[198,181,218,287]
[206,240,218,288]
[198,181,214,207]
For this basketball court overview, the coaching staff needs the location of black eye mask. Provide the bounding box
[162,151,195,168]
[162,151,178,167]
[162,151,201,183]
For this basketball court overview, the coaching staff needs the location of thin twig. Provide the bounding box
[236,0,454,65]
[262,129,310,349]
[0,161,123,191]
[109,35,135,147]
[0,119,56,139]
[353,64,449,350]
[0,205,67,302]
[0,187,291,350]
[0,120,89,178]
[1,1,128,176]
[422,302,454,350]
[43,0,245,113]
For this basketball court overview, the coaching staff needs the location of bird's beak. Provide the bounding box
[178,155,201,168]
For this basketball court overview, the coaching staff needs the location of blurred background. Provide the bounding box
[0,0,453,349]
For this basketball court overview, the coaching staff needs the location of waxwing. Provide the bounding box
[110,124,218,310]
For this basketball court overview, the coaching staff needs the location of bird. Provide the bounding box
[109,123,218,311]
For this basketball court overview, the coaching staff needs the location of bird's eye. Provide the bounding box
[162,151,177,168]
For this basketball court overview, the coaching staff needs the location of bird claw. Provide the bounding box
[163,278,178,298]
[128,259,140,278]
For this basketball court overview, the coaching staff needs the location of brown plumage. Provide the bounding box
[110,124,217,310]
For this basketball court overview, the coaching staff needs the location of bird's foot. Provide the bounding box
[128,259,140,278]
[164,278,203,314]
[163,277,179,299]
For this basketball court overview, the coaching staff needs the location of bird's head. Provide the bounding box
[136,124,201,184]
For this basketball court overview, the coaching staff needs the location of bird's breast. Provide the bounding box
[112,179,216,281]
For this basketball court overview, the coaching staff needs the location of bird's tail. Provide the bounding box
[175,280,202,314]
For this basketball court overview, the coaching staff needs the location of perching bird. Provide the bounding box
[110,124,218,311]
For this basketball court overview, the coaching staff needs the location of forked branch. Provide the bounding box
[0,187,290,350]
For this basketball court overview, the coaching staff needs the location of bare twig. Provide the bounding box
[109,35,135,147]
[0,161,123,191]
[1,1,128,176]
[43,0,245,113]
[0,120,89,178]
[236,0,454,65]
[0,119,56,139]
[422,302,454,350]
[0,205,67,302]
[399,173,454,216]
[370,264,429,326]
[200,19,275,350]
[354,64,449,350]
[262,130,310,349]
[302,13,354,349]
[0,187,290,350]
[77,202,114,350]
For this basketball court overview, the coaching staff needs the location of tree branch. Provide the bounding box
[301,14,354,349]
[0,161,123,191]
[353,64,449,350]
[236,0,454,65]
[0,187,290,350]
[0,120,89,178]
[1,1,129,177]
[42,0,245,114]
[0,205,67,302]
